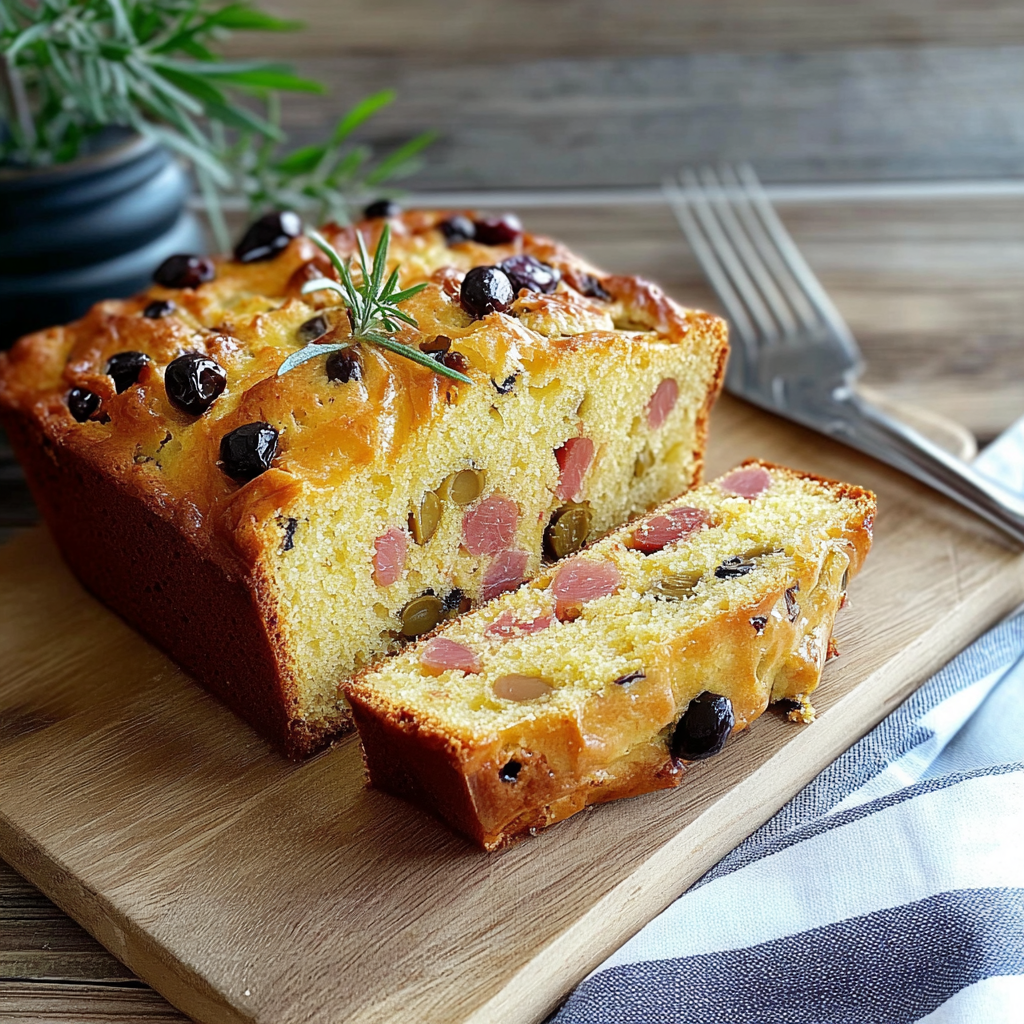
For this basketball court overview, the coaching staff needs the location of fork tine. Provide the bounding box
[736,163,862,363]
[698,166,799,340]
[679,168,782,347]
[715,163,818,336]
[662,176,757,386]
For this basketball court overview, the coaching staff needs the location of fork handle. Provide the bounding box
[819,389,1024,546]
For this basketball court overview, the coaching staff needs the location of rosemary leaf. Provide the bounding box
[279,227,471,385]
[299,278,346,298]
[0,2,432,223]
[276,341,350,378]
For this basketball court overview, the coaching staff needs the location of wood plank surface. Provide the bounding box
[269,47,1024,188]
[1,395,1022,1024]
[229,2,1024,57]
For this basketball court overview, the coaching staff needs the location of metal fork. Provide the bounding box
[664,163,1024,545]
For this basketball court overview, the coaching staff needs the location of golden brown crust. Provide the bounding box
[0,210,722,568]
[0,406,346,758]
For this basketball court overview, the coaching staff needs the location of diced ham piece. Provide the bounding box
[633,506,711,554]
[646,378,679,429]
[485,611,553,639]
[462,494,519,556]
[551,558,621,619]
[372,527,407,586]
[554,436,595,501]
[482,549,529,602]
[720,465,773,500]
[420,638,482,676]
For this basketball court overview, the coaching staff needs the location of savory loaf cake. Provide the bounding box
[0,207,727,759]
[345,461,875,849]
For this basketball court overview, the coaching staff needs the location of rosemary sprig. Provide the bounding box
[276,226,474,384]
[0,2,434,249]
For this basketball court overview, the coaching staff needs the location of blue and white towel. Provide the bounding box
[553,427,1024,1024]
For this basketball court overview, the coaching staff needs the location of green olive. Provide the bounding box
[649,571,702,600]
[409,491,441,545]
[741,543,783,560]
[544,504,592,560]
[439,468,485,505]
[634,445,655,478]
[400,594,444,637]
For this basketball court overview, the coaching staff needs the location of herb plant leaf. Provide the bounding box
[0,1,433,248]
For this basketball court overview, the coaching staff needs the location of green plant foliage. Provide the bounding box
[0,0,434,247]
[278,226,473,385]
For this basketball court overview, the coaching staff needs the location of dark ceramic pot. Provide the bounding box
[0,130,205,346]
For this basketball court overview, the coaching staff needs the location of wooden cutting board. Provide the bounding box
[1,394,1021,1024]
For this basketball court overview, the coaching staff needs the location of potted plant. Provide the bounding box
[0,0,433,345]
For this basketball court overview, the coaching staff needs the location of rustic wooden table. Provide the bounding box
[3,3,1024,1020]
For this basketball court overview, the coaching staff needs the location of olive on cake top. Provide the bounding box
[346,461,875,850]
[0,206,727,759]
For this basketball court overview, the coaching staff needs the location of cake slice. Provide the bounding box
[345,461,875,850]
[0,208,727,758]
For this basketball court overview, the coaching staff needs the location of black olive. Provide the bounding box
[441,350,471,374]
[671,692,735,761]
[576,272,611,301]
[153,254,215,289]
[785,583,800,622]
[773,698,803,715]
[326,349,363,383]
[164,353,227,416]
[142,299,175,319]
[280,516,298,552]
[714,556,757,579]
[420,334,452,354]
[219,422,278,482]
[233,210,302,263]
[297,314,330,344]
[106,351,150,393]
[750,615,768,635]
[440,215,476,244]
[499,760,522,783]
[67,387,100,422]
[363,198,401,219]
[460,266,514,317]
[613,670,645,687]
[492,374,518,394]
[474,213,523,245]
[498,254,561,294]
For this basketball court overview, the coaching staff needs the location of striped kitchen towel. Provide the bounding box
[553,428,1024,1024]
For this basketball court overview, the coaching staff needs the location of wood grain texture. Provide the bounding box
[227,1,1024,58]
[0,982,190,1021]
[269,47,1024,187]
[1,395,1022,1024]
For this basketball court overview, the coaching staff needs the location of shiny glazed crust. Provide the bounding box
[0,210,728,759]
[346,462,875,849]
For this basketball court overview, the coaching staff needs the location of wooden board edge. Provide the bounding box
[0,816,252,1024]
[464,556,1024,1024]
